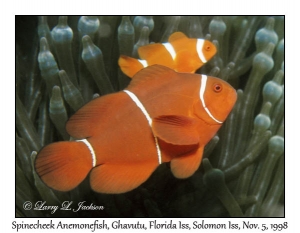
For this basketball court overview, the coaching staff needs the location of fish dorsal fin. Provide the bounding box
[138,43,169,60]
[66,93,126,139]
[171,146,204,178]
[168,32,188,43]
[152,115,200,146]
[127,65,176,89]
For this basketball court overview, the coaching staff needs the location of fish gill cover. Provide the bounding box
[16,16,284,217]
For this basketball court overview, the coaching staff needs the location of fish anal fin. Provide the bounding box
[168,32,188,43]
[90,162,157,194]
[118,55,144,78]
[152,115,200,146]
[171,146,204,178]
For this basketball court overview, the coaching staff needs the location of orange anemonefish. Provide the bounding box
[118,32,217,78]
[35,65,236,194]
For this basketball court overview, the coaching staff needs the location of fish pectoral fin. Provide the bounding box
[152,115,199,146]
[89,161,158,194]
[175,50,199,73]
[171,146,204,178]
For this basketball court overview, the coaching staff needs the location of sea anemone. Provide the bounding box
[16,16,284,217]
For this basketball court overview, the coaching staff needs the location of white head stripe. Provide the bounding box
[196,39,207,63]
[138,59,148,68]
[76,139,96,167]
[123,90,162,164]
[162,42,176,60]
[199,75,223,124]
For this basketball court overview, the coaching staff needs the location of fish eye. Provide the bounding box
[213,83,222,92]
[205,45,211,51]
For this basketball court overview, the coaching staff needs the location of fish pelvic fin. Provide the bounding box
[90,161,158,194]
[35,141,94,191]
[171,146,204,178]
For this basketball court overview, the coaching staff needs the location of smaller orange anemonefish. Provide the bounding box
[118,32,217,78]
[35,65,236,194]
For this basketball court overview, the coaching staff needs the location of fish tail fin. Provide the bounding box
[118,55,145,78]
[35,141,94,191]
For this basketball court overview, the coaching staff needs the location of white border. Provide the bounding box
[5,1,297,232]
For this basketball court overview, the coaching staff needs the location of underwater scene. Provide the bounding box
[16,16,284,217]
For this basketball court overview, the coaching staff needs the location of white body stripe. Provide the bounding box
[124,90,152,125]
[138,59,148,68]
[199,75,223,124]
[123,90,162,164]
[76,139,97,167]
[162,42,176,60]
[196,39,207,63]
